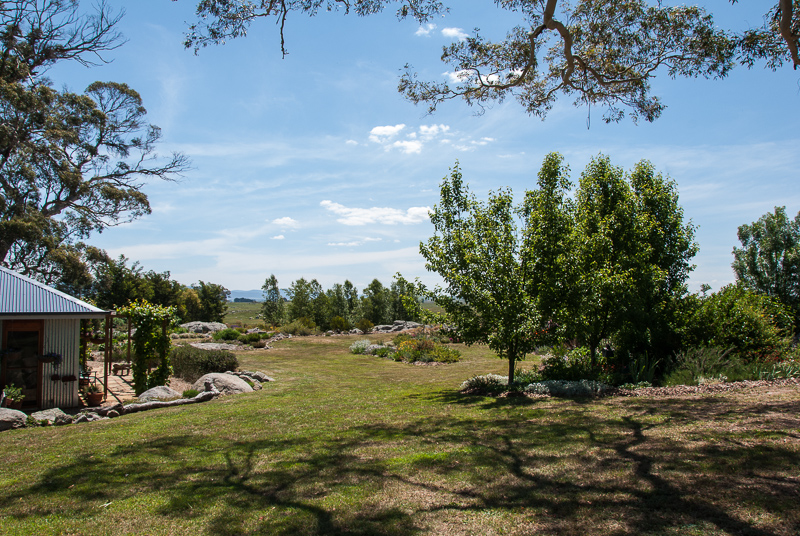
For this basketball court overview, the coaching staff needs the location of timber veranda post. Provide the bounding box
[103,313,113,399]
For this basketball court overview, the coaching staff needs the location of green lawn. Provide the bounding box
[1,335,798,535]
[223,302,264,328]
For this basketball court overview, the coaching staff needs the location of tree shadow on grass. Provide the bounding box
[1,393,798,535]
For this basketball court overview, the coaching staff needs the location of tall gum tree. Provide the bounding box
[0,1,188,282]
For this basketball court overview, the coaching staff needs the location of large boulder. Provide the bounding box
[192,373,253,395]
[180,321,228,334]
[0,408,27,431]
[138,386,182,402]
[31,408,73,426]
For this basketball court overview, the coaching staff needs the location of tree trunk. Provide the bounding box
[0,239,11,264]
[508,356,516,386]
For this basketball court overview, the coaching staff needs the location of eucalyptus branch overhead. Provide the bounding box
[185,0,800,122]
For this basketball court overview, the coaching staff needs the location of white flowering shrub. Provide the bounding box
[349,339,372,355]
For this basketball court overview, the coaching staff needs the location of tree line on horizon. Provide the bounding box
[260,274,422,332]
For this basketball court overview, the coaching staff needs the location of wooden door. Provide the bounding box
[2,320,44,408]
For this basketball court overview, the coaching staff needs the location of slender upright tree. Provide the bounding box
[261,274,285,326]
[420,163,539,385]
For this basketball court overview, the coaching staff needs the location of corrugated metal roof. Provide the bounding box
[0,266,109,316]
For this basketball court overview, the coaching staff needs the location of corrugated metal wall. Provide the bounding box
[41,319,80,409]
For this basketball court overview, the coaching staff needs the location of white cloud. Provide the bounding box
[472,137,495,146]
[416,23,436,36]
[442,27,468,41]
[443,70,501,85]
[346,139,358,146]
[419,124,450,140]
[369,124,406,143]
[368,123,452,154]
[272,235,285,240]
[272,217,299,228]
[391,140,423,154]
[444,70,470,84]
[328,237,383,247]
[321,200,430,226]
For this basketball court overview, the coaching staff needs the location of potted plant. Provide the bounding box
[2,384,25,410]
[84,383,104,406]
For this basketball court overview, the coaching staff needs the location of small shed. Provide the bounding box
[0,266,111,409]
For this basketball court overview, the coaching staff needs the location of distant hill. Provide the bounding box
[228,289,290,302]
[228,289,264,302]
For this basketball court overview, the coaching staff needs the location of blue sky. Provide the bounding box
[50,0,799,294]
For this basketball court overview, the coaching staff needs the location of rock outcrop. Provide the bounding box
[0,408,26,431]
[192,373,254,395]
[137,386,182,402]
[371,321,424,333]
[31,408,73,426]
[180,321,228,333]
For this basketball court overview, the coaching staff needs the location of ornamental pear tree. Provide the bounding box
[568,155,696,365]
[185,0,798,122]
[420,154,696,380]
[420,163,540,385]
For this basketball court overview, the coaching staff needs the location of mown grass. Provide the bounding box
[1,335,798,535]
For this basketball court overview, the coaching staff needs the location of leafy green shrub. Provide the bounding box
[182,389,200,398]
[524,380,609,397]
[675,346,736,384]
[392,333,412,346]
[460,374,508,394]
[375,347,393,358]
[513,368,542,386]
[329,316,350,332]
[685,284,794,363]
[662,368,696,387]
[628,353,660,384]
[429,345,461,363]
[540,345,595,381]
[170,345,239,382]
[754,360,800,380]
[213,328,241,341]
[349,339,372,355]
[296,316,316,329]
[281,321,315,336]
[355,318,374,333]
[237,332,263,345]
